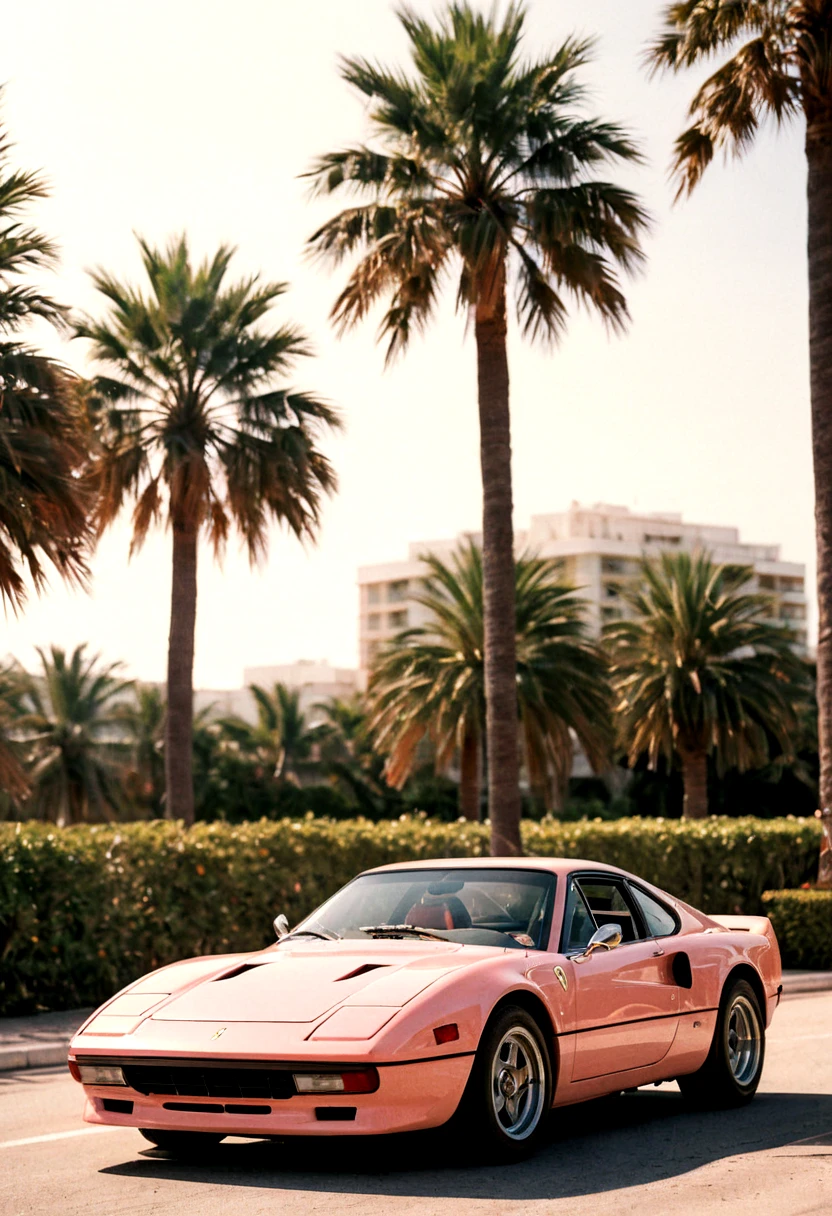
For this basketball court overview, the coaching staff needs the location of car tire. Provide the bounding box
[454,1004,553,1161]
[139,1129,226,1154]
[677,977,765,1108]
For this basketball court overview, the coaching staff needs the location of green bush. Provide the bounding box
[762,888,832,970]
[0,815,820,1015]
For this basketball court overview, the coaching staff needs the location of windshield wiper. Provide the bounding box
[283,922,342,943]
[359,923,450,943]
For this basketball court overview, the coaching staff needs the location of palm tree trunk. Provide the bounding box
[459,729,480,821]
[806,126,832,888]
[165,519,197,825]
[475,263,522,856]
[680,749,708,820]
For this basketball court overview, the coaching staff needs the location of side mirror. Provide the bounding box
[576,923,622,962]
[273,913,290,940]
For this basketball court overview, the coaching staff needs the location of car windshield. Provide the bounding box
[292,868,557,950]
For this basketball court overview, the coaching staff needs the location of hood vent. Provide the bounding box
[213,964,264,982]
[336,963,389,982]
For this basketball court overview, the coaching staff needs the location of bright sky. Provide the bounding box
[0,0,812,689]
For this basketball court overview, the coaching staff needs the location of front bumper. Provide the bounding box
[78,1053,474,1137]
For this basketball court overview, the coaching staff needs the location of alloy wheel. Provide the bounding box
[726,993,762,1086]
[489,1025,546,1141]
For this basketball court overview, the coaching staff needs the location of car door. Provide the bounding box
[564,874,679,1082]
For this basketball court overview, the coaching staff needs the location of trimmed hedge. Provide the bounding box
[0,815,821,1016]
[762,888,832,970]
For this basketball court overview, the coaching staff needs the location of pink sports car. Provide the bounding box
[68,856,782,1159]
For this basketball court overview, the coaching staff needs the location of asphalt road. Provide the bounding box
[2,991,831,1216]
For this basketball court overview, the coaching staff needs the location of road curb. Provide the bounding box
[781,971,832,995]
[0,1042,68,1073]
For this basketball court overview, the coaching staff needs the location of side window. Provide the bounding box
[563,879,597,952]
[629,885,678,938]
[578,879,639,944]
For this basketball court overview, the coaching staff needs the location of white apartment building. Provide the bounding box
[195,661,358,725]
[357,502,808,679]
[242,660,358,721]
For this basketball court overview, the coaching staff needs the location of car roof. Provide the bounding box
[362,857,624,878]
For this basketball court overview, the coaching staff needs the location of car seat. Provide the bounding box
[405,895,472,930]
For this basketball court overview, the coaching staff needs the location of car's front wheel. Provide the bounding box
[457,1004,552,1160]
[139,1129,226,1154]
[677,976,765,1108]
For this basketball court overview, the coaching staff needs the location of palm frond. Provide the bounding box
[17,645,133,825]
[645,1,781,75]
[368,540,612,807]
[606,551,811,775]
[78,234,338,558]
[646,3,808,197]
[307,4,647,356]
[671,35,799,197]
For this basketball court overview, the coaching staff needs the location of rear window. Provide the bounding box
[629,885,678,938]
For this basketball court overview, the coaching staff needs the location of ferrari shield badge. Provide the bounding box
[554,966,568,992]
[210,1026,227,1040]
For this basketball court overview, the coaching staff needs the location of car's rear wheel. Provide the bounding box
[455,1004,552,1160]
[139,1129,226,1154]
[677,977,765,1108]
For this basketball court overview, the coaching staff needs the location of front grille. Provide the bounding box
[122,1062,296,1100]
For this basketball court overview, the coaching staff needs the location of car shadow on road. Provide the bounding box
[99,1088,832,1200]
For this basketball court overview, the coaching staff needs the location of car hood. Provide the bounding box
[148,939,489,1025]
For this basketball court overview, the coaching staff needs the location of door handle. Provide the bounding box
[651,948,664,957]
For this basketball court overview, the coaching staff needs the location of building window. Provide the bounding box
[367,640,381,664]
[758,575,776,590]
[644,533,681,545]
[605,584,619,599]
[388,580,409,603]
[368,613,381,631]
[388,609,408,629]
[781,603,806,621]
[601,605,621,621]
[367,585,381,606]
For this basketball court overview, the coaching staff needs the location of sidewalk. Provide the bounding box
[0,1007,93,1073]
[0,970,829,1076]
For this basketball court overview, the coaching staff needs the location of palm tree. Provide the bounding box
[645,2,832,869]
[368,542,613,821]
[0,102,93,609]
[314,695,393,815]
[18,644,133,826]
[116,683,166,817]
[605,552,811,820]
[306,2,647,854]
[0,659,30,808]
[219,683,320,787]
[76,235,339,825]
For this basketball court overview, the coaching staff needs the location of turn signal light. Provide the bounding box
[341,1068,380,1094]
[433,1023,460,1045]
[67,1057,81,1083]
[293,1067,379,1095]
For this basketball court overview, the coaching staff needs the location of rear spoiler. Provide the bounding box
[707,914,773,936]
[707,914,782,996]
[709,913,780,960]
